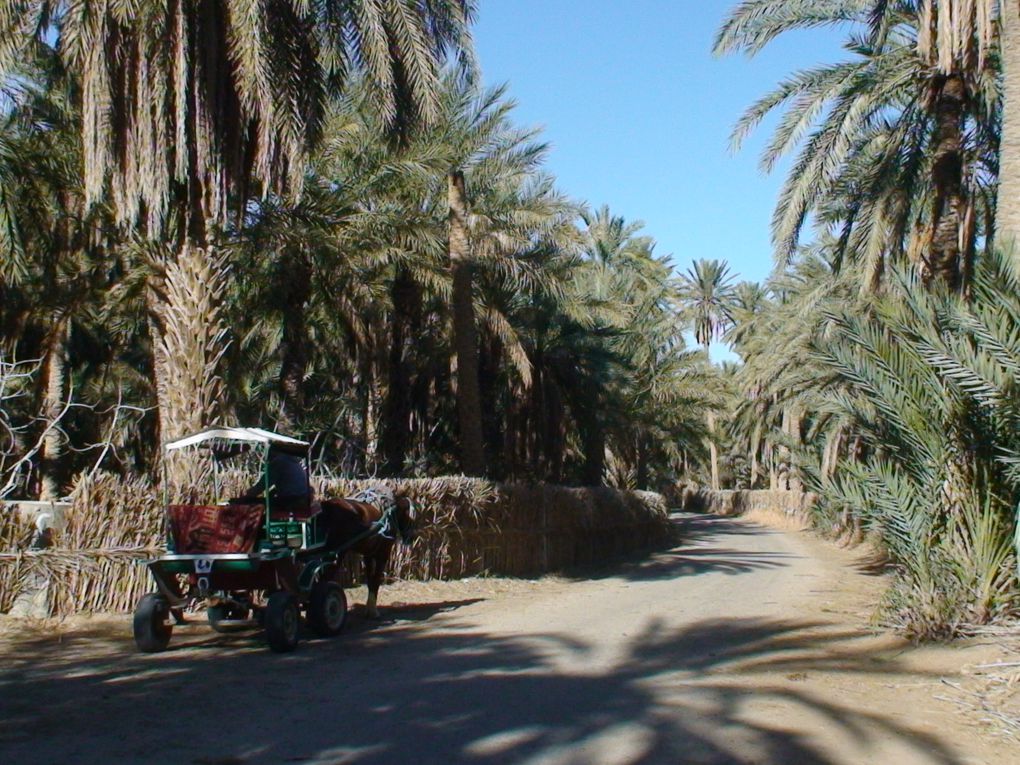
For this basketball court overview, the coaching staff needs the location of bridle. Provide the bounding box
[395,497,417,545]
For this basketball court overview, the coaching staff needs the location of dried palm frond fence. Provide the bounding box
[0,511,33,614]
[1,472,673,618]
[666,484,817,523]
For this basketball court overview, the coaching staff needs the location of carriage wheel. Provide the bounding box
[265,591,300,652]
[207,603,251,633]
[308,581,348,637]
[133,593,173,653]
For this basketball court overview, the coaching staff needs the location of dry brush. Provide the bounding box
[1,472,673,617]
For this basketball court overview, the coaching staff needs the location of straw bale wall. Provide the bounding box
[669,484,816,522]
[0,511,33,613]
[0,472,672,617]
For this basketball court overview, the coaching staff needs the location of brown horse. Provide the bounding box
[320,488,416,618]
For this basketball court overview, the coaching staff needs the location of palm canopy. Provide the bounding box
[715,0,999,290]
[1,0,476,239]
[679,258,737,349]
[715,1,995,68]
[581,205,653,265]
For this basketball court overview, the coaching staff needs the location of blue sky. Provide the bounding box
[473,2,847,355]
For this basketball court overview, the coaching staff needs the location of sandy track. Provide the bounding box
[0,512,1013,764]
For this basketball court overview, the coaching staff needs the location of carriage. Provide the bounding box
[133,427,395,654]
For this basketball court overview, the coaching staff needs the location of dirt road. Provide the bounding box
[0,513,1013,764]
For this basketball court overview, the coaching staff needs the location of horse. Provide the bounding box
[319,487,417,618]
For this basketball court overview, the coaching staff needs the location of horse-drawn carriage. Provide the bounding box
[134,427,412,654]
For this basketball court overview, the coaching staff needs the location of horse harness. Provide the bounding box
[349,487,399,541]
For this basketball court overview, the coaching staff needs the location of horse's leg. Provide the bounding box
[364,553,381,618]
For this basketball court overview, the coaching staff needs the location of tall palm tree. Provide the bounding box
[715,0,999,292]
[679,258,735,490]
[733,242,862,493]
[2,1,476,442]
[724,280,771,486]
[499,215,707,488]
[567,207,659,485]
[429,78,571,476]
[447,168,485,474]
[726,281,769,356]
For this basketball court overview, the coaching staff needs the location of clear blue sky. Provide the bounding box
[473,2,846,355]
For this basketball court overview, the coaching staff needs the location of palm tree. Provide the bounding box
[225,86,447,472]
[447,169,485,474]
[723,281,771,486]
[429,78,572,476]
[814,250,1020,635]
[679,259,735,490]
[497,224,703,488]
[3,1,476,443]
[715,0,999,292]
[738,246,858,493]
[726,281,769,357]
[564,208,657,485]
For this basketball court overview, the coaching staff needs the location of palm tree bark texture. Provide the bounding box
[448,170,486,476]
[1000,2,1020,261]
[926,72,967,291]
[381,268,421,475]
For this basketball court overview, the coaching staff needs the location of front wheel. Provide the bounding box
[265,591,299,652]
[308,581,347,637]
[134,593,173,653]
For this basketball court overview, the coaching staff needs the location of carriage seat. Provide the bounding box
[267,499,321,522]
[168,503,264,554]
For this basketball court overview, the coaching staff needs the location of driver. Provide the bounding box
[242,449,312,514]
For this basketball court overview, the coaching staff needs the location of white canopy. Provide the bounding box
[164,427,309,453]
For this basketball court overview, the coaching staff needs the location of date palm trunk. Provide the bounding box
[1004,2,1020,587]
[707,411,720,490]
[778,407,792,491]
[1000,3,1020,265]
[278,249,312,429]
[768,441,779,491]
[149,243,229,445]
[381,269,419,475]
[704,341,720,490]
[37,321,68,501]
[580,409,606,487]
[749,420,762,489]
[360,353,379,470]
[926,73,967,291]
[448,170,486,476]
[784,405,803,492]
[636,436,650,490]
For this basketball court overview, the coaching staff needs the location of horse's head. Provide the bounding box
[394,493,418,545]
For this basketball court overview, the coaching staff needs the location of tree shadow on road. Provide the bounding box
[572,512,797,583]
[611,546,793,581]
[0,609,966,765]
[673,512,786,539]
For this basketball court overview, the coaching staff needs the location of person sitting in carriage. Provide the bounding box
[240,448,313,516]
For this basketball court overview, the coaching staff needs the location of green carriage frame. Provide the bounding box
[134,427,357,653]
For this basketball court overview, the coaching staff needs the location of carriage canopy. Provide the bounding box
[164,427,310,455]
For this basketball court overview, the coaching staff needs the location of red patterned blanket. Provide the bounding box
[168,504,264,554]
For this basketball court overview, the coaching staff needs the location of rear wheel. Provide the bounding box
[265,591,299,652]
[133,593,172,653]
[308,581,347,637]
